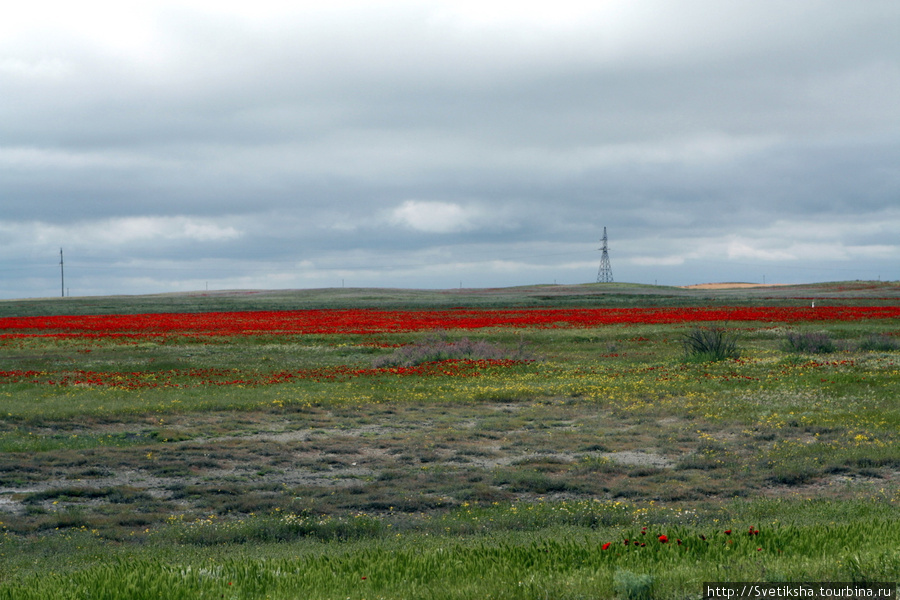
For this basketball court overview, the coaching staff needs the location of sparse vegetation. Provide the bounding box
[372,331,533,367]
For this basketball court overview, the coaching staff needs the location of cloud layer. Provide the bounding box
[2,1,899,297]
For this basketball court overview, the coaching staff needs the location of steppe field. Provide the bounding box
[0,282,898,599]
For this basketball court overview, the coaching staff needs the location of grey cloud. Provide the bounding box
[1,2,898,298]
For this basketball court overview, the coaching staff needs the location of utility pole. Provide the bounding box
[596,227,613,283]
[59,248,65,298]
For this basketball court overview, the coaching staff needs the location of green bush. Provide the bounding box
[681,327,740,362]
[858,334,899,352]
[783,331,836,354]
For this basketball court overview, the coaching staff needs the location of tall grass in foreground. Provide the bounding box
[2,499,898,599]
[2,516,898,600]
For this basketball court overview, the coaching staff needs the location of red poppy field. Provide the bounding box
[0,289,898,598]
[2,305,898,339]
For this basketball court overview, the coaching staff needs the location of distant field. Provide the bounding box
[2,280,900,317]
[0,282,898,599]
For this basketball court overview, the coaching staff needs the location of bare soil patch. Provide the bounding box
[4,395,888,540]
[679,282,788,290]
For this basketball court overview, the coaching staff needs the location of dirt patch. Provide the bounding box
[2,400,894,538]
[0,403,684,528]
[601,451,674,468]
[679,282,788,290]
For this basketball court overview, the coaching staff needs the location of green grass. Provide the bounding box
[0,284,899,598]
[0,429,158,453]
[2,502,898,599]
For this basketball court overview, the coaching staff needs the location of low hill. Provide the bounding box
[1,280,898,317]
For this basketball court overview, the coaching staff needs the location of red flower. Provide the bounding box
[658,535,668,543]
[602,542,611,550]
[361,576,367,580]
[676,539,682,545]
[724,529,732,535]
[4,306,898,340]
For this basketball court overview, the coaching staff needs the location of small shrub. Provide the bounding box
[766,466,820,486]
[613,569,655,600]
[493,470,574,494]
[681,327,740,362]
[626,466,664,478]
[575,456,624,474]
[783,331,836,354]
[23,486,111,504]
[457,483,514,503]
[675,454,723,471]
[858,334,899,352]
[373,331,533,368]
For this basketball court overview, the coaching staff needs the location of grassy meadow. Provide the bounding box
[0,282,898,599]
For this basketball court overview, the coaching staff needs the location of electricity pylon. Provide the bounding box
[596,227,613,283]
[60,248,65,298]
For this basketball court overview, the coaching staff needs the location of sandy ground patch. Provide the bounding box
[678,282,788,289]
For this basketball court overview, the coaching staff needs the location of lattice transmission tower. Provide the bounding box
[596,227,613,283]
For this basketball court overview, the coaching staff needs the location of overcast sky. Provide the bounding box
[2,1,898,299]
